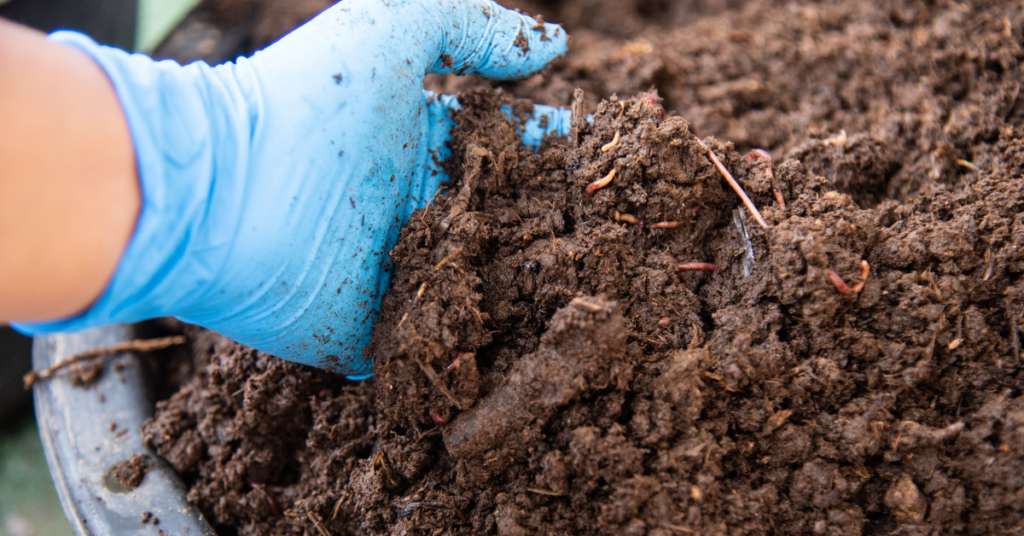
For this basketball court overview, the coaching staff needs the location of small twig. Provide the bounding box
[527,488,564,497]
[24,335,186,389]
[417,188,444,223]
[1012,316,1020,367]
[695,139,768,228]
[570,297,605,312]
[307,511,331,536]
[923,317,943,363]
[331,496,345,521]
[413,356,464,410]
[433,246,464,272]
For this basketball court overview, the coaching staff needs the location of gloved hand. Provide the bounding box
[12,0,574,378]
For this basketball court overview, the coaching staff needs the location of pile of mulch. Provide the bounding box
[142,1,1024,534]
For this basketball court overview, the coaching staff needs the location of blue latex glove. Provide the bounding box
[12,0,573,378]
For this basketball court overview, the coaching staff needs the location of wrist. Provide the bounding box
[0,22,140,324]
[14,32,250,334]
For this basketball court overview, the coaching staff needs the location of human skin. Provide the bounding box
[0,19,139,323]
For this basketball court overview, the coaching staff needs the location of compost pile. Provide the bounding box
[143,1,1024,534]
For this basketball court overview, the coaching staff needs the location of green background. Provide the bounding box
[0,416,69,536]
[136,0,200,52]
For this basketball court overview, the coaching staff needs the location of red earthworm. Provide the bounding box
[586,169,617,194]
[601,131,621,152]
[643,94,665,118]
[748,148,786,210]
[827,270,854,296]
[677,262,717,273]
[829,261,871,296]
[614,211,639,224]
[248,481,282,517]
[851,261,871,293]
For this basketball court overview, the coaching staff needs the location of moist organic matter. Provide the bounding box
[144,1,1024,535]
[109,454,154,491]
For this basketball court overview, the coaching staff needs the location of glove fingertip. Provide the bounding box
[490,16,568,80]
[428,2,568,80]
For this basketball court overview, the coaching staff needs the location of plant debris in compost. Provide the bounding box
[143,1,1024,535]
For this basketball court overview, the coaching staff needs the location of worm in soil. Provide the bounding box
[823,129,847,147]
[677,262,717,273]
[614,211,639,224]
[650,221,683,229]
[747,148,787,210]
[248,481,282,517]
[852,261,871,292]
[586,169,617,194]
[643,94,665,118]
[827,270,855,296]
[828,261,871,296]
[601,131,621,152]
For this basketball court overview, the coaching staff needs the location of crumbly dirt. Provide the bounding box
[144,1,1024,535]
[109,454,154,491]
[69,359,104,388]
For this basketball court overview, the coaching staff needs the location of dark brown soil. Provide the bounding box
[109,454,154,491]
[69,359,104,387]
[144,1,1024,535]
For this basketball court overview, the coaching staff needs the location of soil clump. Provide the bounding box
[109,454,155,491]
[143,1,1024,535]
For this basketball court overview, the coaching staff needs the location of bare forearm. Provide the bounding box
[0,19,139,322]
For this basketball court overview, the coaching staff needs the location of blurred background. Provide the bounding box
[0,2,199,533]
